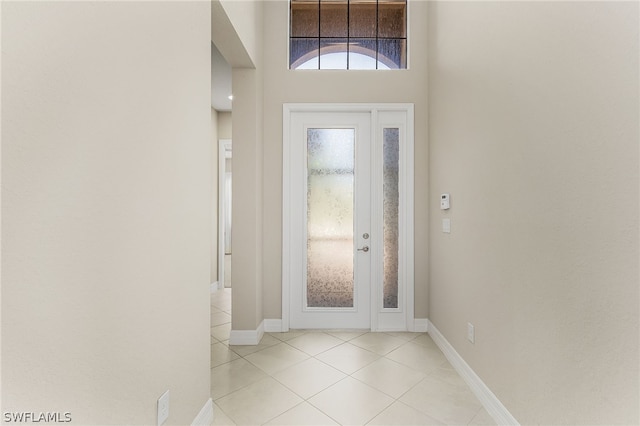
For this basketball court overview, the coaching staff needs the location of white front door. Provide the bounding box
[284,104,414,331]
[289,111,372,329]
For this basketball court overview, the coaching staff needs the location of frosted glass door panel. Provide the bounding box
[307,129,355,308]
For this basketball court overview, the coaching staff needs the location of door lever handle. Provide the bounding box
[357,246,369,252]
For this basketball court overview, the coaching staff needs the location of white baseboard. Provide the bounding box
[210,282,222,293]
[414,318,429,332]
[427,320,519,426]
[264,318,424,333]
[264,319,284,332]
[229,320,265,345]
[191,398,213,426]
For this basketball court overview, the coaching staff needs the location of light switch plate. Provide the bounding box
[442,218,451,233]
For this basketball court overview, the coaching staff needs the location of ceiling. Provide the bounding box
[211,42,232,111]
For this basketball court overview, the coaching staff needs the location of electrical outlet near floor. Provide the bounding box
[467,322,475,344]
[157,390,170,426]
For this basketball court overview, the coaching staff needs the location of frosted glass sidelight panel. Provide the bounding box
[307,129,355,308]
[383,128,399,309]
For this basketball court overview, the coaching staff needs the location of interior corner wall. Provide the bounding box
[428,2,639,424]
[218,0,260,67]
[211,0,255,69]
[2,2,212,424]
[261,0,430,322]
[213,0,264,333]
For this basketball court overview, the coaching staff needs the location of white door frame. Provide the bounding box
[282,103,415,332]
[217,139,232,289]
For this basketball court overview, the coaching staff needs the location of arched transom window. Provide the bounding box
[290,0,407,70]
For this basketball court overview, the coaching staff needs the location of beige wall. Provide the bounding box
[428,2,639,424]
[218,112,232,140]
[228,0,265,330]
[231,66,265,330]
[2,2,212,424]
[261,0,430,320]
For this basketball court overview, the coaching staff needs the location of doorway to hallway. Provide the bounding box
[218,139,232,289]
[283,104,415,332]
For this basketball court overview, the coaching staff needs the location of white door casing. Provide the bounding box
[283,104,414,331]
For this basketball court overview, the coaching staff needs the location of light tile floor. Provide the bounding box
[211,289,495,426]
